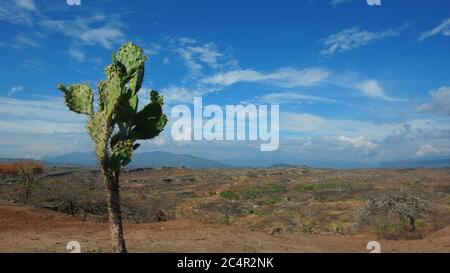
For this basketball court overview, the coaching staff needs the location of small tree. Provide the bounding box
[18,162,43,204]
[58,42,168,253]
[360,191,433,234]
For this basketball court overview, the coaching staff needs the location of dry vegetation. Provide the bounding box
[0,163,449,252]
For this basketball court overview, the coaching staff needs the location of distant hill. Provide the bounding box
[379,157,450,169]
[268,163,309,169]
[42,151,229,169]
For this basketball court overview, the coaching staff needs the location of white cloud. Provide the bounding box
[415,144,441,157]
[329,0,357,6]
[68,48,85,62]
[321,26,406,57]
[160,86,201,104]
[419,18,450,41]
[175,39,233,75]
[8,85,24,96]
[0,0,37,26]
[0,96,86,124]
[202,67,331,88]
[0,96,88,157]
[15,0,36,11]
[280,113,326,132]
[162,57,171,64]
[331,135,378,151]
[417,86,450,116]
[354,80,402,101]
[40,17,125,49]
[258,92,337,104]
[13,34,39,48]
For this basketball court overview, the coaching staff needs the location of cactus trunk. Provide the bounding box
[104,171,127,253]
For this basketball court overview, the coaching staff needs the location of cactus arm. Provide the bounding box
[132,90,168,140]
[58,84,94,115]
[116,42,147,94]
[110,140,134,171]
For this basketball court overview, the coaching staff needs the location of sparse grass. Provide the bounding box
[298,182,340,192]
[243,182,287,200]
[257,196,282,206]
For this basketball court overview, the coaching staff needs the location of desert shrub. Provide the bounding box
[327,222,343,234]
[121,193,170,224]
[358,191,434,238]
[39,180,107,218]
[219,215,231,225]
[221,191,239,200]
[300,215,319,234]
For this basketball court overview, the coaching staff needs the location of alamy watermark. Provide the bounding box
[170,97,280,152]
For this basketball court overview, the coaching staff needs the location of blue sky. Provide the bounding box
[1,0,450,167]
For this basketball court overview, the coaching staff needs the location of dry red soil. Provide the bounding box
[0,204,449,253]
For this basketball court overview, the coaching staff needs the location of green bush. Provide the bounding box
[221,191,239,200]
[298,182,341,192]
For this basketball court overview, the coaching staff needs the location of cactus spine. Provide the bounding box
[58,42,168,253]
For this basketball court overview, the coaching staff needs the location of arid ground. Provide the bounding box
[0,166,449,253]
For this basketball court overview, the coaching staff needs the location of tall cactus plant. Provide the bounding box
[58,42,168,253]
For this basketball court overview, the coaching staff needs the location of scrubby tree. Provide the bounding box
[360,191,433,233]
[58,42,168,253]
[19,162,43,204]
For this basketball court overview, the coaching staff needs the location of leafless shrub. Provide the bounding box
[358,190,434,238]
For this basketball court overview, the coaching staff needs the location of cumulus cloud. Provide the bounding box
[415,144,441,157]
[419,18,450,41]
[417,86,450,115]
[321,25,407,57]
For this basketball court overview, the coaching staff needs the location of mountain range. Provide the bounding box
[42,151,230,169]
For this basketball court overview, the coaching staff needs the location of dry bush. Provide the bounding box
[358,190,434,239]
[0,161,44,176]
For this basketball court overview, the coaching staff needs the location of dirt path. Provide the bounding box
[0,204,448,253]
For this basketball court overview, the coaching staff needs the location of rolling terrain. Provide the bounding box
[0,165,449,253]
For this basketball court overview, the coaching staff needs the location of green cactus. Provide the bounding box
[58,42,168,253]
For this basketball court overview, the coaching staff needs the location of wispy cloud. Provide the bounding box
[0,0,38,26]
[40,16,125,49]
[8,85,24,96]
[354,80,403,102]
[419,18,450,41]
[16,0,36,11]
[21,57,48,72]
[321,25,407,57]
[258,92,338,105]
[68,48,85,62]
[329,0,358,7]
[202,67,331,88]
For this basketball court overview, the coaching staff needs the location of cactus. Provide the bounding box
[58,42,168,253]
